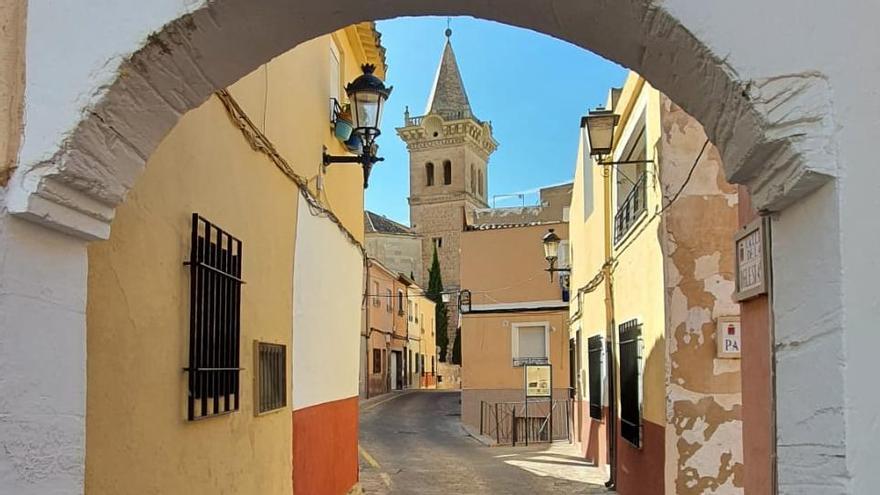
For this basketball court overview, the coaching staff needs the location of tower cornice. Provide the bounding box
[396,114,498,160]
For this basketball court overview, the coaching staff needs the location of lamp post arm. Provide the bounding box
[596,159,655,166]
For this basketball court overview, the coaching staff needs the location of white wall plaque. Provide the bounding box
[716,316,742,359]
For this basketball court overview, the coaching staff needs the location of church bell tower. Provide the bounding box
[396,28,498,355]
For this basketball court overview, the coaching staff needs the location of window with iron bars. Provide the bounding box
[618,319,644,447]
[185,213,243,421]
[255,342,286,414]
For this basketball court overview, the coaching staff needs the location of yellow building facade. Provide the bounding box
[407,286,438,388]
[85,24,385,495]
[568,73,743,494]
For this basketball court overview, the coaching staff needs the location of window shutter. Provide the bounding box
[618,319,643,447]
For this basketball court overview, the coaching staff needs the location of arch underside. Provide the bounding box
[7,0,834,240]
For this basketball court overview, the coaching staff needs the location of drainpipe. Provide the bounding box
[364,257,372,399]
[602,162,618,490]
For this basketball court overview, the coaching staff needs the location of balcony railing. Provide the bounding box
[614,173,647,244]
[405,109,474,126]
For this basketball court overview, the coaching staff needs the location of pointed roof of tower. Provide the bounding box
[425,29,474,119]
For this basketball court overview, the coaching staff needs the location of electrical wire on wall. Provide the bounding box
[568,136,711,322]
[214,88,366,257]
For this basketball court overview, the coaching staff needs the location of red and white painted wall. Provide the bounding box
[292,195,363,494]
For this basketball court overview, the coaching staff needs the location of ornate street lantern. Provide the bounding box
[324,64,393,188]
[542,228,569,282]
[580,108,619,157]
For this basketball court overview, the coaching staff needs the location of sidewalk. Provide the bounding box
[359,389,413,412]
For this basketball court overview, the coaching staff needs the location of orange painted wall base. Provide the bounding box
[616,418,665,495]
[292,396,359,495]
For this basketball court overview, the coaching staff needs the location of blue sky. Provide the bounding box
[366,16,627,225]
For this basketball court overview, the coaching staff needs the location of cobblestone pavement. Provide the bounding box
[359,390,612,494]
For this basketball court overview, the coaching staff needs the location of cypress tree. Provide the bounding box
[427,246,449,362]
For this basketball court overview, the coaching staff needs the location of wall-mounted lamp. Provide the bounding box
[323,64,393,188]
[580,107,654,167]
[542,228,571,282]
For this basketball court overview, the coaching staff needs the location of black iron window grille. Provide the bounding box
[184,213,244,421]
[587,335,603,420]
[618,319,644,447]
[614,173,647,244]
[255,342,286,414]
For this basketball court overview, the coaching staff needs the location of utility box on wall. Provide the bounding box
[716,316,742,359]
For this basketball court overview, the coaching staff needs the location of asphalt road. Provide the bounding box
[358,390,611,494]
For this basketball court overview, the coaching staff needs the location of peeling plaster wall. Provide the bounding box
[659,96,744,494]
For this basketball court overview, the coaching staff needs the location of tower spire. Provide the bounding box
[424,26,473,119]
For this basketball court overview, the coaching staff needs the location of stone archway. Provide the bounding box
[2,0,869,493]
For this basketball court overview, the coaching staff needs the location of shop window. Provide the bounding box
[255,342,286,414]
[185,213,243,421]
[619,319,644,447]
[511,322,549,367]
[587,335,603,420]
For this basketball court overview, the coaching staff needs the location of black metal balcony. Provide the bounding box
[614,173,647,244]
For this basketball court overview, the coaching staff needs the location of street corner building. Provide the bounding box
[82,23,386,495]
[458,184,573,444]
[567,72,747,494]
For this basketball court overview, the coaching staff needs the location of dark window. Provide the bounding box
[470,164,476,192]
[373,349,382,373]
[588,335,603,420]
[256,342,286,414]
[433,237,442,249]
[382,349,387,374]
[431,356,435,373]
[397,290,405,315]
[185,214,243,421]
[478,169,484,196]
[421,354,425,374]
[443,160,452,185]
[619,319,643,447]
[426,162,435,186]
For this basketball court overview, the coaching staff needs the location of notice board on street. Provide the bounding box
[524,364,552,398]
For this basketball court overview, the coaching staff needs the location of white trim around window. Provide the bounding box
[511,321,551,366]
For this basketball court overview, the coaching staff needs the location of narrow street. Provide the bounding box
[358,391,611,494]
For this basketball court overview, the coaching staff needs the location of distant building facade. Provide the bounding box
[365,210,423,285]
[459,187,572,442]
[407,284,437,389]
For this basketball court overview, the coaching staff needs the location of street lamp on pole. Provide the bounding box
[542,228,570,282]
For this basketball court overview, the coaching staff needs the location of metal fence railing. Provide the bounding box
[479,399,573,446]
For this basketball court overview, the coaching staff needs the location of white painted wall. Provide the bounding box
[291,195,363,410]
[0,196,88,494]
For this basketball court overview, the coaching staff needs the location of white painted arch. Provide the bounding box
[2,0,878,493]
